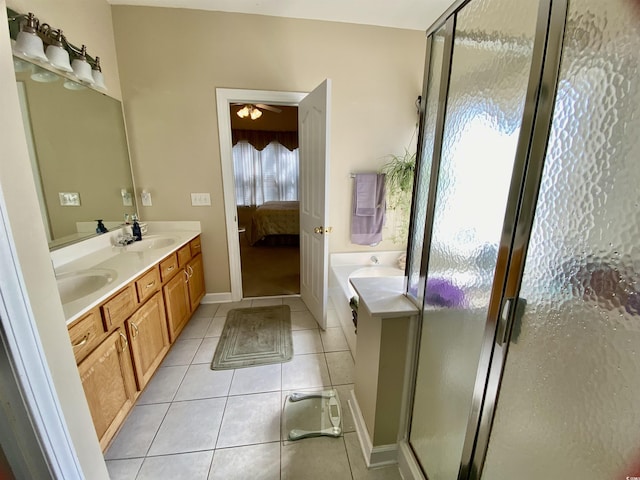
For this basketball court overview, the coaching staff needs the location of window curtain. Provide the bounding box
[233,140,299,206]
[232,129,298,151]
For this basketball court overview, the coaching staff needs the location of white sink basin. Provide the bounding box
[56,269,116,304]
[122,236,176,252]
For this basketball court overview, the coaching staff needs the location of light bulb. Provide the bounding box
[237,106,250,118]
[250,107,262,120]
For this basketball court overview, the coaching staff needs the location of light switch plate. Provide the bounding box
[59,192,80,206]
[121,191,133,206]
[141,191,152,206]
[191,193,211,206]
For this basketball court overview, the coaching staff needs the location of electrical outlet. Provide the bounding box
[58,192,80,206]
[191,193,211,206]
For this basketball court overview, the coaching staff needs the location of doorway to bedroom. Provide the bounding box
[229,101,301,298]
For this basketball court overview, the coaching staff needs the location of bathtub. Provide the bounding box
[329,252,405,356]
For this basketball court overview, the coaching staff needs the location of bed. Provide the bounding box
[249,201,300,245]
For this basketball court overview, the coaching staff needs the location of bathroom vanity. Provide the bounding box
[55,226,204,450]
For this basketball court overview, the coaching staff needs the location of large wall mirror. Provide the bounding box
[13,56,137,250]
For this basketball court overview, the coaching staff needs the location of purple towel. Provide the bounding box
[351,173,386,246]
[355,173,378,216]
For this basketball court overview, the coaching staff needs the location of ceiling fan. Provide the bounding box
[234,103,282,120]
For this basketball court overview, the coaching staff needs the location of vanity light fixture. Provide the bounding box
[92,57,106,90]
[7,9,106,90]
[13,12,47,62]
[71,45,94,85]
[45,29,73,73]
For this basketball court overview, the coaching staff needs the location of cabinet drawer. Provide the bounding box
[190,236,201,257]
[102,284,137,330]
[136,266,160,304]
[68,308,104,363]
[159,253,179,282]
[177,244,191,268]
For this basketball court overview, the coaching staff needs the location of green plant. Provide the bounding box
[381,148,416,244]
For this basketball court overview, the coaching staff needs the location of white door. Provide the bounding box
[299,79,331,329]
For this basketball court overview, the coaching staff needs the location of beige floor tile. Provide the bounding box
[216,392,281,448]
[251,297,283,307]
[148,398,226,455]
[105,458,143,480]
[282,353,331,391]
[282,297,308,312]
[174,364,233,401]
[320,327,349,352]
[137,451,213,480]
[326,351,355,386]
[291,310,320,330]
[105,403,170,460]
[214,300,252,317]
[179,316,214,339]
[192,336,220,364]
[192,303,220,319]
[292,329,323,354]
[326,308,343,328]
[229,363,281,395]
[344,432,402,480]
[205,317,227,337]
[209,443,280,480]
[281,436,352,480]
[136,365,188,405]
[161,337,202,366]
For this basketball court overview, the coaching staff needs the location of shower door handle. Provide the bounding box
[496,296,527,346]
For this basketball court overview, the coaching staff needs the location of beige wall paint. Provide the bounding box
[7,0,123,99]
[0,2,109,479]
[112,6,425,293]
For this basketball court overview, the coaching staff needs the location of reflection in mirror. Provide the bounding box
[13,56,137,250]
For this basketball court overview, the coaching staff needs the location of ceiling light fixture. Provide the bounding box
[250,107,262,120]
[236,104,268,120]
[7,9,107,90]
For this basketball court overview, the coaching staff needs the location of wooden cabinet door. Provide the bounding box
[127,292,170,390]
[77,328,135,451]
[187,253,205,312]
[163,269,190,343]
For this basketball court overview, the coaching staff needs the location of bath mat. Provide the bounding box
[211,305,293,370]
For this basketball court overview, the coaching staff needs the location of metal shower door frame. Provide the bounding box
[403,0,571,478]
[457,0,569,478]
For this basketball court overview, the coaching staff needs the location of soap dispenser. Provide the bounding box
[132,218,142,241]
[95,219,108,234]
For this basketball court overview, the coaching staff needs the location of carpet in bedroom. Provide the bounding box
[240,233,300,297]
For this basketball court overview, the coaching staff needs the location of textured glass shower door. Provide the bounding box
[407,0,541,477]
[481,0,640,477]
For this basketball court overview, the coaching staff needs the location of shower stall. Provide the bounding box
[403,0,640,478]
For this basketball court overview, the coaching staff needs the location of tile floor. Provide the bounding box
[105,297,402,480]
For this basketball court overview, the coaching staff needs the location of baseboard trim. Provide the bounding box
[397,440,426,480]
[201,292,232,303]
[348,390,398,468]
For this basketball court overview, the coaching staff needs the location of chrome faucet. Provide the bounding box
[370,255,379,265]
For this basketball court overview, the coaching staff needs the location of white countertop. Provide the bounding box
[349,276,419,318]
[56,224,200,325]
